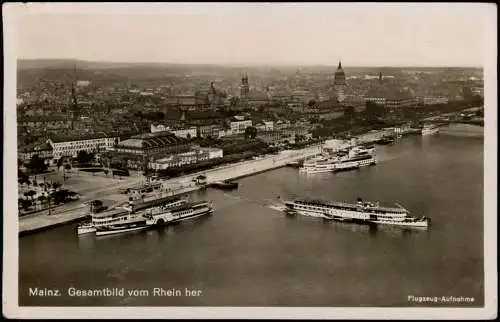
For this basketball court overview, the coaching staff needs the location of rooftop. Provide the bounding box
[49,132,115,143]
[118,131,188,149]
[18,141,53,153]
[18,116,71,123]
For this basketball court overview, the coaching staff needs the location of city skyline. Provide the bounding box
[9,3,493,67]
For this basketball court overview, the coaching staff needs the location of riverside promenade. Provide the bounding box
[19,144,322,235]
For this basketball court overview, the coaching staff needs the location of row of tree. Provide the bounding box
[19,188,78,212]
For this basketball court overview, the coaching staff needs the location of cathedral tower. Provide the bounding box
[240,72,249,101]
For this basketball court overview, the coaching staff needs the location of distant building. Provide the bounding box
[149,147,223,170]
[256,127,311,145]
[175,95,197,105]
[254,120,274,132]
[240,73,250,102]
[151,124,197,139]
[18,142,53,163]
[197,124,222,139]
[420,96,449,105]
[227,118,252,134]
[171,127,197,139]
[18,116,73,131]
[333,61,347,102]
[48,133,119,159]
[385,93,416,110]
[287,102,305,112]
[114,132,189,156]
[76,80,91,87]
[151,124,169,133]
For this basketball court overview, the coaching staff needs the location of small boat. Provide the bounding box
[210,180,239,190]
[376,137,395,145]
[193,175,207,185]
[286,161,301,168]
[421,124,440,136]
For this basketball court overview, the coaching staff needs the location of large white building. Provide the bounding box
[255,120,274,132]
[48,133,120,159]
[171,127,197,139]
[76,80,91,87]
[151,124,198,139]
[422,96,449,105]
[228,118,253,134]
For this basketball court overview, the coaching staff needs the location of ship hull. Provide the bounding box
[95,224,150,236]
[169,209,214,224]
[145,202,214,226]
[149,208,213,226]
[77,225,97,235]
[210,182,238,190]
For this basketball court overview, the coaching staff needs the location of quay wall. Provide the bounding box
[19,145,322,236]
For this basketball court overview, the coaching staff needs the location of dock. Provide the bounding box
[18,145,321,236]
[18,185,200,236]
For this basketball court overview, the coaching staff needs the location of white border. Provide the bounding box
[3,2,497,319]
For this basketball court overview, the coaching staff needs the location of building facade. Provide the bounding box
[422,96,449,105]
[151,124,197,139]
[114,132,190,156]
[48,133,120,159]
[255,120,274,132]
[18,116,73,131]
[171,127,198,139]
[18,142,54,162]
[228,118,253,134]
[385,97,417,110]
[197,124,222,139]
[149,147,223,170]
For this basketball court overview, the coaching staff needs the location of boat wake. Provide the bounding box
[268,204,287,212]
[222,192,287,213]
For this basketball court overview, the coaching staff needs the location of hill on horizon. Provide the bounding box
[17,59,482,72]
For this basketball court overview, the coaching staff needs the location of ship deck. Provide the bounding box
[127,196,183,212]
[288,199,408,213]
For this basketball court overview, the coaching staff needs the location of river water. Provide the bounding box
[19,134,484,307]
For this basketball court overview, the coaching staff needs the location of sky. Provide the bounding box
[8,2,494,67]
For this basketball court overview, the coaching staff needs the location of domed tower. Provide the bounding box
[334,60,347,102]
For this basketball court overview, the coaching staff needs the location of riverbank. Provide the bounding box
[438,123,484,138]
[18,144,322,236]
[20,126,426,236]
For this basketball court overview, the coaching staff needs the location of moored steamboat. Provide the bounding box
[299,146,376,174]
[143,200,214,226]
[282,198,429,228]
[76,196,193,236]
